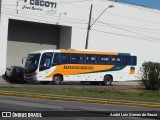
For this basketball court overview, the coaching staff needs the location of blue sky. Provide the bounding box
[118,0,160,10]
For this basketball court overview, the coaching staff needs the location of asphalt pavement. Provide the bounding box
[0,76,142,89]
[0,95,159,120]
[1,76,159,109]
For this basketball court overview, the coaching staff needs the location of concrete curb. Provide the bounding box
[0,90,160,108]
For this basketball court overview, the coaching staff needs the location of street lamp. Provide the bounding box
[16,0,25,14]
[85,5,114,49]
[56,12,67,25]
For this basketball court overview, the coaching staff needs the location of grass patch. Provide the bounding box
[0,87,159,103]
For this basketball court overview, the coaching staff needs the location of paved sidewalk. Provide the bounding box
[0,76,10,85]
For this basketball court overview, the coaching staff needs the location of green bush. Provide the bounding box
[141,61,160,90]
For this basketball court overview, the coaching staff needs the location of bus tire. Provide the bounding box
[103,75,113,86]
[52,75,62,85]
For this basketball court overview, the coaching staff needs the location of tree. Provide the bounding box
[141,61,160,90]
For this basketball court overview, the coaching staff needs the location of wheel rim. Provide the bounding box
[54,76,60,84]
[104,76,111,85]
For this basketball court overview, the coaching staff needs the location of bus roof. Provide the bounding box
[29,49,131,56]
[30,49,54,54]
[59,49,118,55]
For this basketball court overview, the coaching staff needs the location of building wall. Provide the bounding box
[0,0,1,21]
[0,17,8,75]
[0,0,160,79]
[59,26,72,49]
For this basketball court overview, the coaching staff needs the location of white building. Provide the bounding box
[0,0,160,79]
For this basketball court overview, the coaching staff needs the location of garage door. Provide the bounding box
[7,19,60,67]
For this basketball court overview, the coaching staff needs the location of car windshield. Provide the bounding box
[25,53,40,72]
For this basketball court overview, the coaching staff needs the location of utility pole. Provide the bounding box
[85,4,92,49]
[85,5,114,49]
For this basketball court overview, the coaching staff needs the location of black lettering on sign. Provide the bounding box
[64,66,94,70]
[30,0,57,8]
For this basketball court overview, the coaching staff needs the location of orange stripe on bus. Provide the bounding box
[60,50,118,55]
[46,64,114,78]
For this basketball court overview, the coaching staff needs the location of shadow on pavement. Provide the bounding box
[1,74,26,84]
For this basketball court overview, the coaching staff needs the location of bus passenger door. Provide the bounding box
[38,52,53,81]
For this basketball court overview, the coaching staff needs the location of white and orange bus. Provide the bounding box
[23,49,137,85]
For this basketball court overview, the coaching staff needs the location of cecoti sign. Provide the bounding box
[28,0,57,8]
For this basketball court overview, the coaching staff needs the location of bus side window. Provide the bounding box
[52,53,60,65]
[116,57,121,65]
[98,55,110,64]
[121,56,137,66]
[111,56,116,65]
[85,54,96,64]
[121,56,127,65]
[61,53,69,64]
[131,56,137,65]
[70,54,84,64]
[80,55,84,64]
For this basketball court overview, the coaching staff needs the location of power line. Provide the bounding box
[2,9,160,44]
[106,12,160,25]
[97,21,160,42]
[93,21,160,34]
[2,6,160,34]
[1,7,88,25]
[91,29,160,43]
[1,8,88,30]
[2,12,87,30]
[2,1,160,25]
[2,2,160,44]
[64,3,160,25]
[105,23,160,32]
[3,6,160,35]
[1,7,88,22]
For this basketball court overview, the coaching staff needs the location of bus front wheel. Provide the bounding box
[103,75,113,86]
[52,75,62,85]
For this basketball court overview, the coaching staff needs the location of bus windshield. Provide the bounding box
[25,53,41,72]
